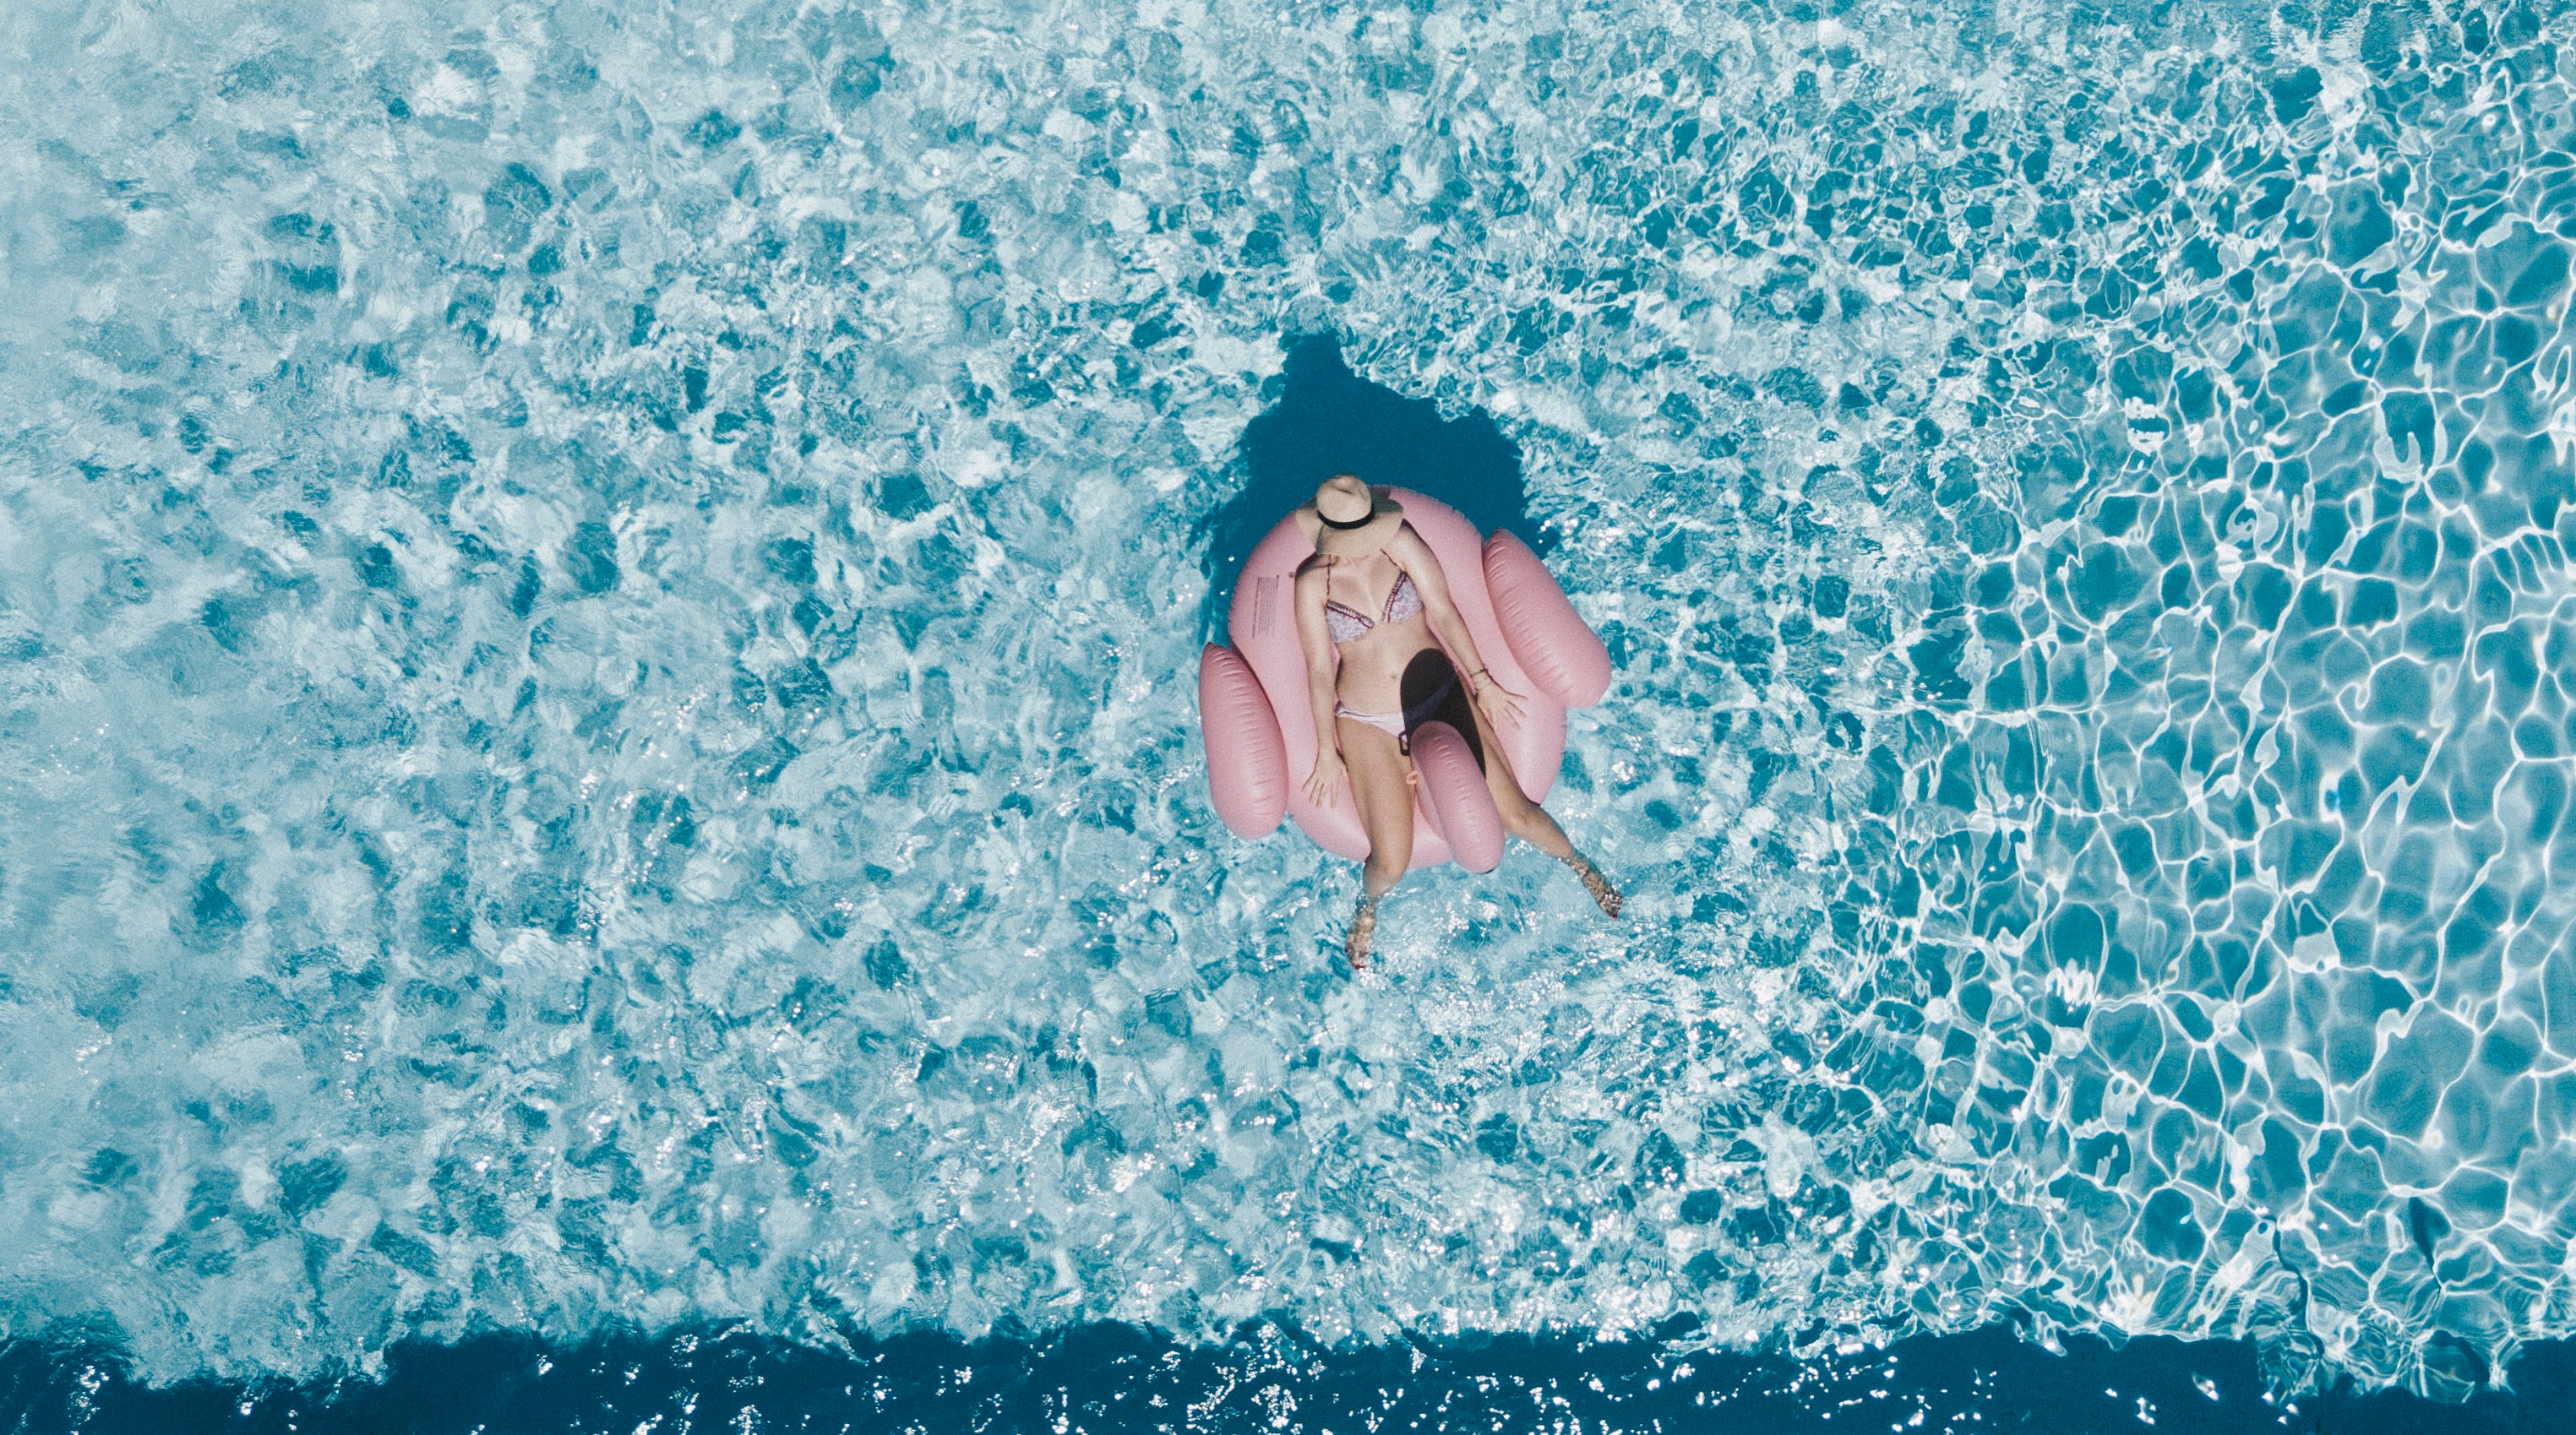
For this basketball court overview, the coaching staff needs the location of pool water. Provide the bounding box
[14,1319,2576,1434]
[2,0,2573,1417]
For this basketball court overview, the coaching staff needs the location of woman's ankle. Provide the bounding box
[1567,851,1622,916]
[1346,894,1379,968]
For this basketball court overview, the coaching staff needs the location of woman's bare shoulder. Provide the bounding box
[1385,523,1443,572]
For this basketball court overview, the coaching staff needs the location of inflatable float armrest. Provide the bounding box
[1199,644,1288,837]
[1482,532,1612,708]
[1409,721,1504,873]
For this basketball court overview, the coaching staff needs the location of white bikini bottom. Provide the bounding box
[1333,674,1457,754]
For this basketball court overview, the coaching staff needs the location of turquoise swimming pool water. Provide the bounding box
[2,0,2572,1410]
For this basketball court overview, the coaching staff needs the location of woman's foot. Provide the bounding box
[1345,895,1380,970]
[1569,852,1622,918]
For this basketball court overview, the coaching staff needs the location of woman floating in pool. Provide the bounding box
[1288,476,1620,965]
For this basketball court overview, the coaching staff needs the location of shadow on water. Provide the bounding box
[1402,647,1482,763]
[11,1320,2576,1434]
[1196,334,1547,644]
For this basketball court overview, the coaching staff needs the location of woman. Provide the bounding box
[1293,474,1621,967]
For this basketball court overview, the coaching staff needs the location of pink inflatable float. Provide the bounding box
[1199,487,1610,872]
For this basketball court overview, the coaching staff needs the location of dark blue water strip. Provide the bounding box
[7,1320,2573,1434]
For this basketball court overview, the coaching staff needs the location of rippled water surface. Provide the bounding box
[3,0,2575,1406]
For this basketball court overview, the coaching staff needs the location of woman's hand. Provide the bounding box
[1304,749,1348,809]
[1470,670,1527,730]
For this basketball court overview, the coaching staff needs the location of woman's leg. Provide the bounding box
[1459,697,1623,917]
[1337,717,1415,967]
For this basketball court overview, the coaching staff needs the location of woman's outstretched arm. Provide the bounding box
[1294,563,1346,807]
[1386,525,1525,728]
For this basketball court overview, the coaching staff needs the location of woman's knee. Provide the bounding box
[1355,795,1413,879]
[1364,850,1408,894]
[1496,789,1572,856]
[1363,814,1413,891]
